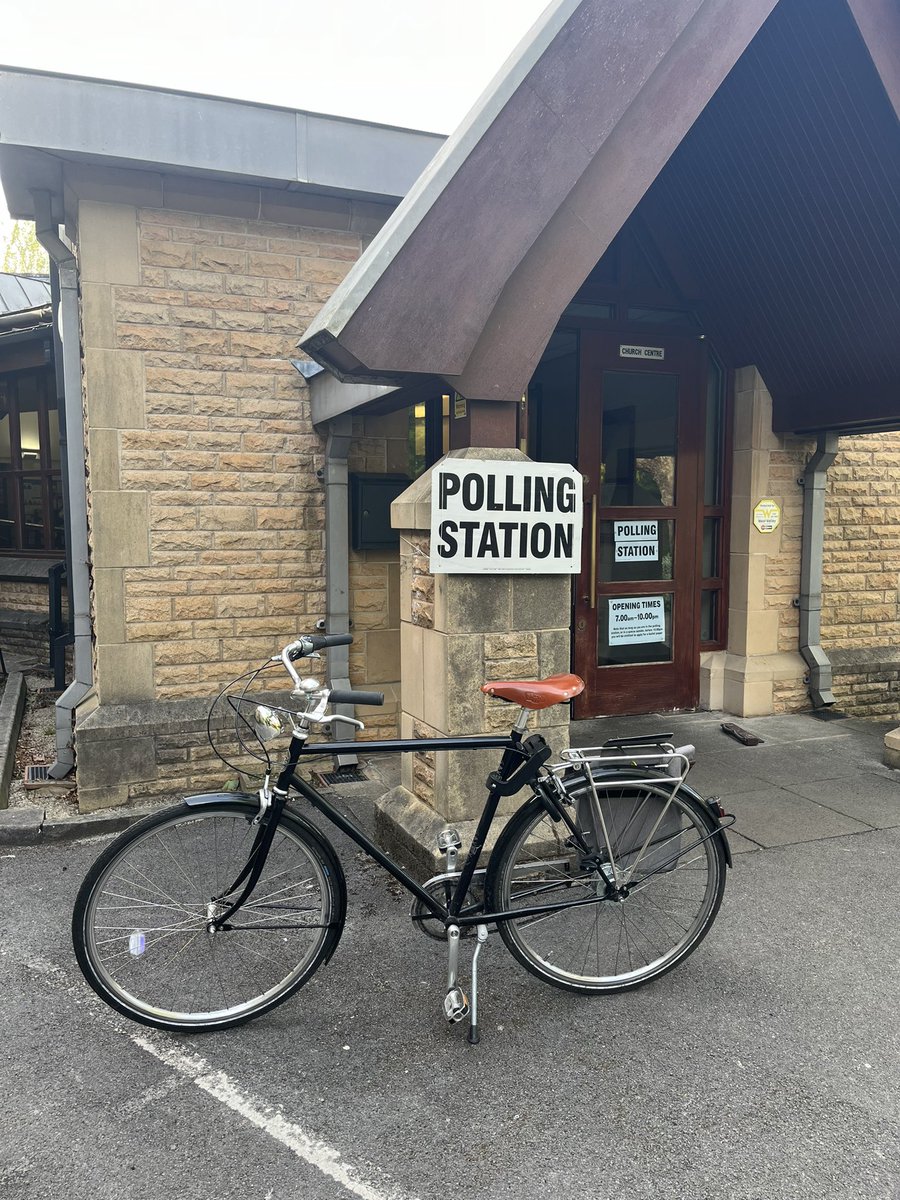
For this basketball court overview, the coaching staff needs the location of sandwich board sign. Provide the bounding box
[430,460,583,574]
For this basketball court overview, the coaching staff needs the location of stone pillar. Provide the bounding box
[375,447,573,874]
[715,366,808,716]
[78,200,154,708]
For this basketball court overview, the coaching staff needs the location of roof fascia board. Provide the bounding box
[844,0,900,116]
[298,0,583,351]
[310,372,399,426]
[0,68,444,201]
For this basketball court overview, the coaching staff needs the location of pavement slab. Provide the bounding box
[727,788,873,848]
[787,773,900,829]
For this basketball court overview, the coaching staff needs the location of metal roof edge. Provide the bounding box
[0,67,445,203]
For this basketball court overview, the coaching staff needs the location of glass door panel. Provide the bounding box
[599,372,677,506]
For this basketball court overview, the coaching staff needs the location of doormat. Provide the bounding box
[314,768,369,786]
[24,764,76,790]
[809,708,849,722]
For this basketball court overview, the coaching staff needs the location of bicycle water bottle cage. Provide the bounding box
[486,734,553,797]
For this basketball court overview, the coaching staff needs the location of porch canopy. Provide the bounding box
[300,0,900,435]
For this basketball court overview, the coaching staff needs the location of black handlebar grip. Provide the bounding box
[288,633,354,660]
[329,689,385,707]
[308,633,354,651]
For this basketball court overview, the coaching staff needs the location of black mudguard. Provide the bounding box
[183,791,259,807]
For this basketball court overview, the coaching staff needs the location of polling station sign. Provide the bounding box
[430,460,583,574]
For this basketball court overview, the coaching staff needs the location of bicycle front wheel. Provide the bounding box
[73,801,346,1032]
[486,779,726,994]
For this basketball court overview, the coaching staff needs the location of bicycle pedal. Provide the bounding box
[443,987,470,1023]
[437,827,462,872]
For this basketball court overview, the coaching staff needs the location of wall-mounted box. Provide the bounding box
[350,474,409,550]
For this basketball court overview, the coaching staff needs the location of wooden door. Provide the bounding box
[573,331,705,717]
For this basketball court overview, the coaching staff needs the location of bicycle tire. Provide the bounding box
[485,775,726,994]
[72,800,346,1032]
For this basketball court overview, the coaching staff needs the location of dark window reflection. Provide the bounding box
[600,372,677,507]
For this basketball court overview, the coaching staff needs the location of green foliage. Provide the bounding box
[2,221,49,274]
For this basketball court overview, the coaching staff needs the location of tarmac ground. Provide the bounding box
[1,708,899,1200]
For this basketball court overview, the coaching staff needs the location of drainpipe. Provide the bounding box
[797,431,839,709]
[32,191,93,778]
[322,414,358,768]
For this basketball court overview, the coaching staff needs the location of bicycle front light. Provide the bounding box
[254,705,285,743]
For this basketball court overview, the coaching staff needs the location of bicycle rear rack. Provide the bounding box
[549,742,696,890]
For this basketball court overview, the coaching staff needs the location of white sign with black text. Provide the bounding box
[614,519,659,562]
[619,344,665,360]
[430,460,583,574]
[608,596,666,645]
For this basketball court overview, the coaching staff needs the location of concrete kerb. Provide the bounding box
[0,671,27,809]
[0,799,163,846]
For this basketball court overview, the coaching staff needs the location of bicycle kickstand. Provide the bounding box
[467,924,489,1046]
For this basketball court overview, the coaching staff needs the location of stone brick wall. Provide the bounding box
[71,175,397,809]
[821,431,900,717]
[90,204,365,702]
[726,384,900,719]
[2,580,53,615]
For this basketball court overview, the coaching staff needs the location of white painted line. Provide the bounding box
[130,1032,416,1200]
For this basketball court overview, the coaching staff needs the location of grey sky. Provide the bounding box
[1,0,551,227]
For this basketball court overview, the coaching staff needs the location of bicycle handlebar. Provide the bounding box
[279,636,384,708]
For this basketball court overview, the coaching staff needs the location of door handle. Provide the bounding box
[590,495,597,610]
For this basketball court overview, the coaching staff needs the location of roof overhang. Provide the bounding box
[298,0,900,434]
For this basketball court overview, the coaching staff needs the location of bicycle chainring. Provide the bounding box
[409,871,485,941]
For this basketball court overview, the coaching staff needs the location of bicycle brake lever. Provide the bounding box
[319,714,365,732]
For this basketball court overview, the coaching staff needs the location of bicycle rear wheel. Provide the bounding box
[486,778,726,993]
[73,801,346,1031]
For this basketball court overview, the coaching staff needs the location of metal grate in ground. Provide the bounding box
[23,764,75,790]
[314,768,369,786]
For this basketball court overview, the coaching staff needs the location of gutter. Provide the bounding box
[32,191,93,778]
[322,414,358,768]
[797,432,839,709]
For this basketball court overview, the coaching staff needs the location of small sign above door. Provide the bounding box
[619,344,665,360]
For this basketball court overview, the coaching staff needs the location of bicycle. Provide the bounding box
[72,633,734,1044]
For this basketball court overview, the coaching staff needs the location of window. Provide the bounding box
[0,367,64,554]
[408,394,452,477]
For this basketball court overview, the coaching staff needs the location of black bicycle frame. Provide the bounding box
[286,732,517,925]
[224,725,729,932]
[240,728,586,930]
